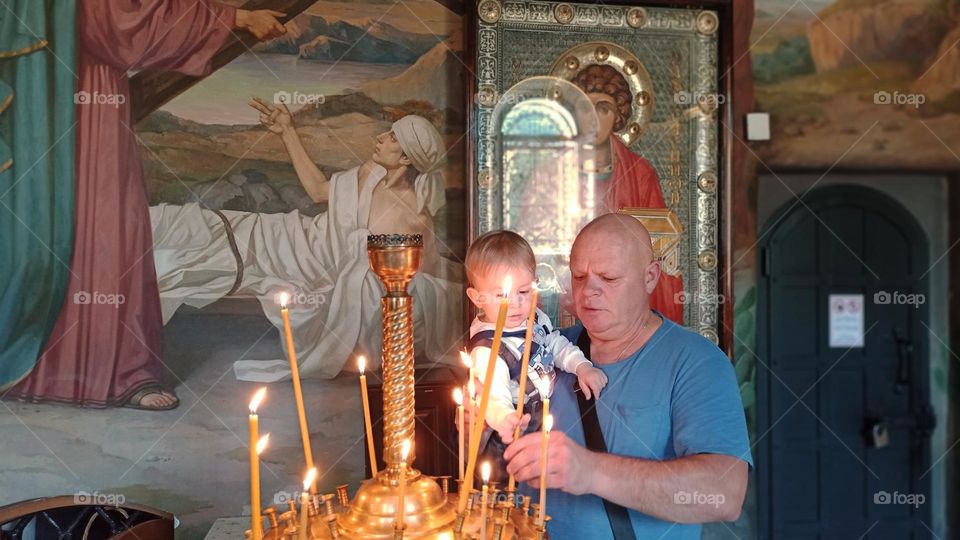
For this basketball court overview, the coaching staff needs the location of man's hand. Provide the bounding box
[576,364,608,400]
[504,430,594,495]
[497,413,531,444]
[249,97,293,135]
[235,9,287,41]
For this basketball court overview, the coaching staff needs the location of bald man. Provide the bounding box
[503,214,751,539]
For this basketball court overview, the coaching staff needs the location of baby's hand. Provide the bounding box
[497,413,531,444]
[576,364,608,400]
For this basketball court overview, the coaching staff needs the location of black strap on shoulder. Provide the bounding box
[575,329,637,540]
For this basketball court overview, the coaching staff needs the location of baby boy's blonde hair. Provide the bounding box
[464,230,536,286]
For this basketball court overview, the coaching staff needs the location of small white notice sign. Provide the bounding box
[829,294,864,348]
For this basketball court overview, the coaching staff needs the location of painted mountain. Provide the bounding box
[253,13,446,64]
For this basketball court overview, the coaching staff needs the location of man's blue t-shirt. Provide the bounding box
[534,316,752,540]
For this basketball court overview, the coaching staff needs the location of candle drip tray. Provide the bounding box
[337,470,457,538]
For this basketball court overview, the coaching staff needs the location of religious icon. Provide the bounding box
[475,4,721,338]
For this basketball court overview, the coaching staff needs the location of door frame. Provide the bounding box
[756,184,932,539]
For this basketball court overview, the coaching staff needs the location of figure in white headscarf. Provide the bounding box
[149,103,463,379]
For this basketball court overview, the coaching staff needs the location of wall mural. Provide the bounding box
[751,0,960,168]
[139,0,468,380]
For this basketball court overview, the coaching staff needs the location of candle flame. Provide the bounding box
[358,355,366,375]
[279,291,290,308]
[256,433,270,455]
[452,387,463,406]
[545,414,554,433]
[401,439,411,461]
[502,275,513,297]
[303,467,317,490]
[467,378,476,401]
[249,387,267,414]
[459,350,472,368]
[481,461,491,483]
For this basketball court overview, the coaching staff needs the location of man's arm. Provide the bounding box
[280,124,330,203]
[503,431,748,523]
[248,98,330,202]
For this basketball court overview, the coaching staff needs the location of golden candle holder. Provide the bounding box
[247,234,548,539]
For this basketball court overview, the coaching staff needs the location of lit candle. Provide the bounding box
[395,439,411,528]
[461,351,477,459]
[254,434,270,540]
[508,287,538,492]
[279,292,317,493]
[249,388,267,540]
[299,468,317,540]
[480,462,491,540]
[539,379,551,439]
[358,356,379,477]
[452,388,464,483]
[539,415,554,528]
[466,377,476,466]
[459,275,512,514]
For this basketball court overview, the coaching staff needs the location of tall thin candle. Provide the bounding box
[480,461,491,540]
[279,292,317,493]
[253,434,270,540]
[459,275,512,514]
[539,415,553,527]
[248,388,267,540]
[298,468,317,540]
[452,388,464,482]
[507,287,538,491]
[358,356,378,477]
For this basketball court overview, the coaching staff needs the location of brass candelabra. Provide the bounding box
[249,234,549,539]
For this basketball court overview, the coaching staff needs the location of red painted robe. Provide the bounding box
[7,0,236,406]
[602,137,685,325]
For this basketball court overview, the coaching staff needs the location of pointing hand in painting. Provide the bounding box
[249,97,293,135]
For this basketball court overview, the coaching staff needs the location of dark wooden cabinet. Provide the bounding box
[365,366,461,481]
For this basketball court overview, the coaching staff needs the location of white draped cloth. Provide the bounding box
[150,164,463,380]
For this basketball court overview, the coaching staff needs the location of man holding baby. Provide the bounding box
[467,213,751,540]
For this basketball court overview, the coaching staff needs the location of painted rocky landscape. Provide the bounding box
[135,6,466,256]
[751,0,960,169]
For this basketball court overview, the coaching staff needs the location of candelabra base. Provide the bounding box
[336,471,457,538]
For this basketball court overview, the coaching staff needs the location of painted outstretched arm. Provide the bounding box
[248,97,330,203]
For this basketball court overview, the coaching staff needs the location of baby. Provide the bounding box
[465,230,607,481]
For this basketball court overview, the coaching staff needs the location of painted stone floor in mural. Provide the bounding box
[0,300,366,540]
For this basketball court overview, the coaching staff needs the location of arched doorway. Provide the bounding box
[757,185,934,539]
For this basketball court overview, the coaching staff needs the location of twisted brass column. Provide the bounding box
[367,234,421,472]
